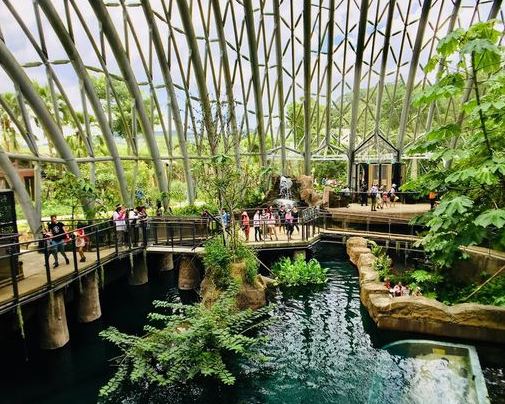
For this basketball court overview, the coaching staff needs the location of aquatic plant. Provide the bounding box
[99,282,272,401]
[271,255,327,286]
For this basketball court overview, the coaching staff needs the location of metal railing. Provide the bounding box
[0,209,426,315]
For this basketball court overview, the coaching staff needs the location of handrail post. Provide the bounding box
[114,222,119,255]
[179,223,183,247]
[43,240,52,287]
[192,220,196,248]
[71,234,79,274]
[8,245,19,302]
[154,220,158,244]
[95,226,101,264]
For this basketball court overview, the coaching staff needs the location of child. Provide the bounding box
[74,222,87,263]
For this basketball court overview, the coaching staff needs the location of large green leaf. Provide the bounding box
[436,28,465,57]
[475,209,505,228]
[435,196,473,217]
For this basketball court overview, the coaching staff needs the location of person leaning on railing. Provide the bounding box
[112,204,127,246]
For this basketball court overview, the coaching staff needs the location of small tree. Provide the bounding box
[403,20,505,267]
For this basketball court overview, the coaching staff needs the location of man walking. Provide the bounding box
[370,184,378,211]
[47,215,70,268]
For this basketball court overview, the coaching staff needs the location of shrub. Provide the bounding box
[99,283,273,401]
[202,237,259,288]
[271,255,327,286]
[373,254,391,281]
[202,237,231,289]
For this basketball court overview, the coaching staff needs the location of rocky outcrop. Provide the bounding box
[346,236,505,343]
[201,262,270,311]
[298,175,321,207]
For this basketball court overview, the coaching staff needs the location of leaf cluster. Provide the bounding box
[99,282,273,401]
[202,236,259,289]
[271,255,328,287]
[405,21,505,267]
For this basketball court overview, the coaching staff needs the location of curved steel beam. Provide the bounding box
[141,0,195,204]
[210,0,241,168]
[303,0,311,175]
[175,0,218,156]
[0,144,41,236]
[397,0,432,158]
[38,0,131,206]
[243,0,267,167]
[0,39,81,177]
[348,0,369,186]
[88,0,169,204]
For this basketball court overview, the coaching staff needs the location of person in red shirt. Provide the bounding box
[241,211,250,241]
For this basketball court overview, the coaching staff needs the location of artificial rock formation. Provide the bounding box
[346,236,505,343]
[201,262,270,310]
[298,175,321,207]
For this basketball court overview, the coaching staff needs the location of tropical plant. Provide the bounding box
[202,236,259,289]
[271,255,327,287]
[99,282,272,401]
[372,253,392,281]
[403,20,505,268]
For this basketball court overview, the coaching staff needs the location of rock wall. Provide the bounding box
[346,237,505,344]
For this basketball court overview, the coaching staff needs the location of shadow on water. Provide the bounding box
[0,242,504,404]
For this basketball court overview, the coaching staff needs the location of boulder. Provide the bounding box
[346,237,368,257]
[348,247,371,266]
[201,262,267,311]
[357,253,376,268]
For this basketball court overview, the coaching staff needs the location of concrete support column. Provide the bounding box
[160,253,174,272]
[77,272,101,323]
[293,250,307,261]
[39,290,69,349]
[128,255,148,286]
[178,257,200,290]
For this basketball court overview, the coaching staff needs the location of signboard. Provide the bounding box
[0,190,17,236]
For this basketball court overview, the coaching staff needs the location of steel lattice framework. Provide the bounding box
[0,0,503,234]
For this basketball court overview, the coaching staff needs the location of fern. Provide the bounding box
[99,282,273,401]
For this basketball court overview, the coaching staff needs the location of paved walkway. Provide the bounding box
[329,202,430,219]
[0,246,118,305]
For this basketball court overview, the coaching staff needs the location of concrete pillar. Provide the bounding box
[160,253,174,272]
[128,255,148,285]
[293,250,306,261]
[77,272,101,323]
[178,257,200,290]
[39,290,69,349]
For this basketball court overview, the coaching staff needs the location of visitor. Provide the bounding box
[414,287,423,297]
[285,210,294,241]
[402,285,411,297]
[278,205,286,233]
[267,206,278,241]
[261,208,268,239]
[429,191,437,210]
[389,184,397,207]
[291,206,300,233]
[384,277,391,290]
[370,184,378,211]
[47,215,70,268]
[253,209,262,241]
[129,207,140,245]
[377,186,384,209]
[382,185,389,208]
[156,201,163,216]
[112,204,127,246]
[73,222,87,263]
[342,185,351,207]
[220,208,229,229]
[360,180,368,206]
[393,282,402,297]
[241,211,250,241]
[139,206,149,245]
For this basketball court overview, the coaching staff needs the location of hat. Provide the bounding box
[115,203,122,209]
